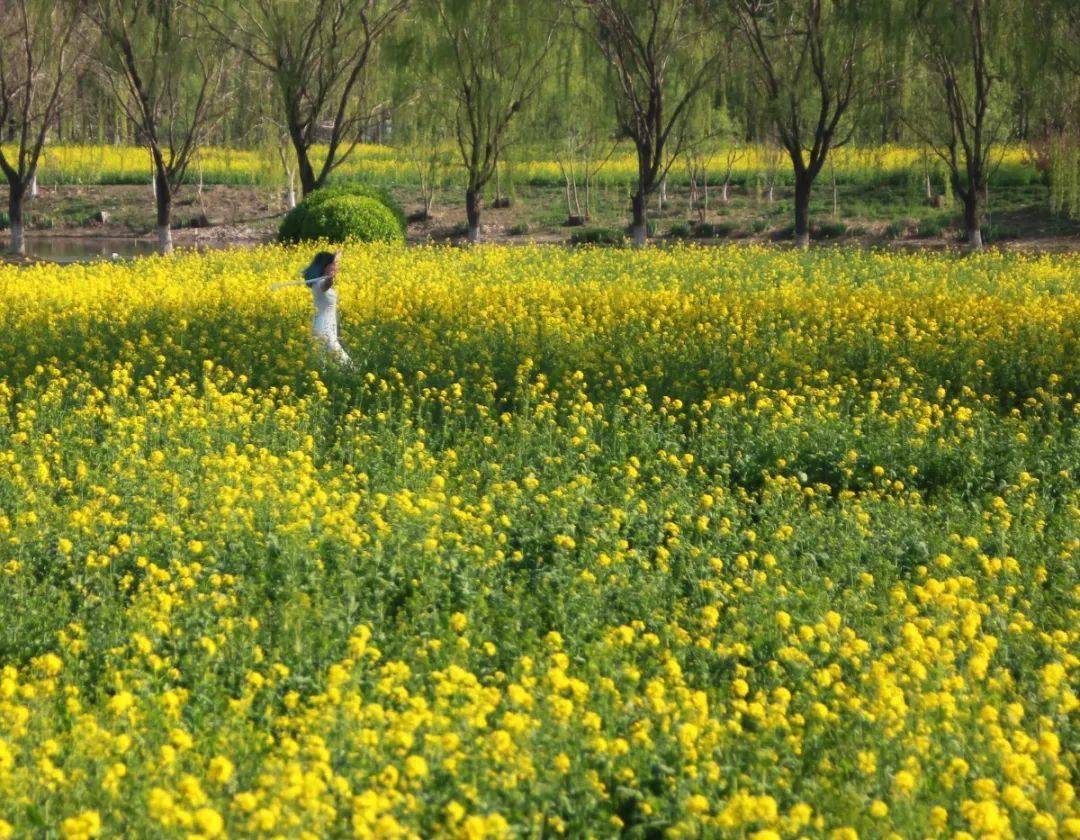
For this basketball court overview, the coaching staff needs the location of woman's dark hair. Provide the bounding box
[312,251,338,270]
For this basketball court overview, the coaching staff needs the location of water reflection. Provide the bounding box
[13,236,250,264]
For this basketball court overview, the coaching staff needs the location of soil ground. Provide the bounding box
[3,180,1079,255]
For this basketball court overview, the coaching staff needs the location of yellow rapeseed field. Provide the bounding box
[16,143,1035,188]
[0,244,1077,839]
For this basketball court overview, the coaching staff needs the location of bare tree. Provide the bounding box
[910,0,1009,249]
[0,0,88,257]
[574,0,722,245]
[557,126,619,223]
[719,142,746,203]
[731,0,867,248]
[434,0,560,243]
[404,112,452,220]
[197,0,409,197]
[91,0,224,253]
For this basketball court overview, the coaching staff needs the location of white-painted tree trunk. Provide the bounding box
[158,224,174,254]
[631,223,646,247]
[29,174,38,198]
[10,220,25,257]
[467,224,479,243]
[966,226,983,251]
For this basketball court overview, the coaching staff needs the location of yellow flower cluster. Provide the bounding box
[0,244,1077,838]
[11,142,1034,189]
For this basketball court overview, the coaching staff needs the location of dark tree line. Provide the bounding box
[2,0,1077,255]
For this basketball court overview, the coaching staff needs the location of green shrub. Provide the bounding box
[508,222,529,236]
[570,226,626,246]
[668,220,693,239]
[304,183,406,230]
[815,221,847,239]
[750,218,769,233]
[916,217,944,238]
[883,219,916,239]
[984,221,1022,241]
[278,183,406,243]
[277,203,310,243]
[302,196,405,244]
[0,212,8,231]
[694,221,735,238]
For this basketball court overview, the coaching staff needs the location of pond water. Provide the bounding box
[16,236,247,264]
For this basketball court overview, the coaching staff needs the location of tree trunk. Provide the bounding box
[794,173,812,249]
[277,146,297,209]
[466,188,480,243]
[155,169,173,254]
[289,130,318,197]
[7,183,26,257]
[631,190,647,246]
[962,191,982,250]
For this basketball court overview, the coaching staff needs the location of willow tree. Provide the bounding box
[573,0,722,245]
[909,0,1011,250]
[198,0,409,196]
[384,9,452,220]
[730,0,869,248]
[1033,0,1079,220]
[432,0,560,242]
[91,0,224,252]
[0,0,87,256]
[531,24,619,224]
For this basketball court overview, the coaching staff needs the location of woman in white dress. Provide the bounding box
[298,250,352,365]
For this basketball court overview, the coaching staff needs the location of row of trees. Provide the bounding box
[2,0,1077,255]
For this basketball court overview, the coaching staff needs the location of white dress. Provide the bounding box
[309,282,351,364]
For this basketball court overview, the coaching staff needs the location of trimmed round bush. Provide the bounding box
[278,183,406,243]
[277,203,311,243]
[304,184,406,230]
[302,195,404,244]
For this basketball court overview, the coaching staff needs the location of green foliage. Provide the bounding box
[303,196,405,244]
[278,184,406,243]
[304,183,407,232]
[668,220,693,238]
[916,217,944,238]
[884,219,911,239]
[570,226,625,245]
[815,221,847,239]
[1049,133,1080,219]
[693,221,735,238]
